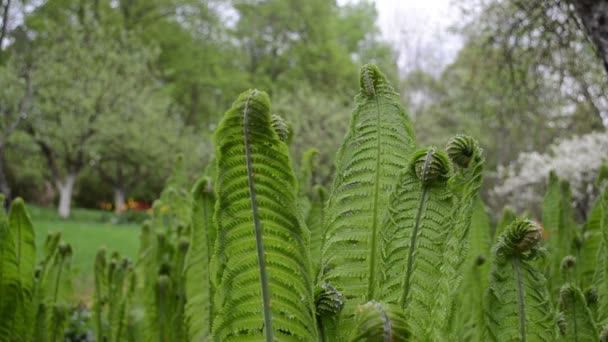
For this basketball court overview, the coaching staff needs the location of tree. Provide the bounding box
[0,55,31,206]
[91,98,196,214]
[493,132,608,217]
[570,0,608,76]
[25,24,167,218]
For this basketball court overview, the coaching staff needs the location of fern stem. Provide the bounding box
[400,149,433,308]
[243,91,274,342]
[367,94,382,301]
[513,256,526,342]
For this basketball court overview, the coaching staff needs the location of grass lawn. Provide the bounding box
[28,205,141,302]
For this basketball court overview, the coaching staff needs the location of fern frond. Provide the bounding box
[44,242,73,342]
[485,219,556,341]
[379,147,454,339]
[579,172,608,291]
[299,148,320,199]
[185,176,217,342]
[349,301,411,342]
[271,113,289,143]
[449,196,492,341]
[0,198,36,341]
[558,284,599,341]
[212,89,317,341]
[438,135,484,336]
[594,188,608,325]
[543,172,576,294]
[322,64,415,313]
[308,184,327,279]
[93,248,108,341]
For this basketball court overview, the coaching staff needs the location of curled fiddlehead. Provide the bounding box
[349,301,411,342]
[494,219,544,260]
[315,282,344,317]
[446,134,480,168]
[411,148,452,186]
[271,113,289,142]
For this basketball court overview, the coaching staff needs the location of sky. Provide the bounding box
[371,0,464,75]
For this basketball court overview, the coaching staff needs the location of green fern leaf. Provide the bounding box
[543,172,576,294]
[322,64,415,312]
[594,189,608,325]
[212,89,317,341]
[485,219,556,341]
[379,147,454,339]
[299,148,320,199]
[93,248,108,341]
[0,198,37,341]
[438,135,484,336]
[579,172,608,291]
[349,301,411,342]
[449,196,492,341]
[558,284,599,341]
[44,242,73,342]
[185,176,217,342]
[308,184,328,279]
[557,257,599,341]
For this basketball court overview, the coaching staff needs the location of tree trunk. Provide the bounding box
[572,0,608,76]
[0,147,11,210]
[56,173,76,219]
[114,186,126,214]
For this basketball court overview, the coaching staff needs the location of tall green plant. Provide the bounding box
[321,64,415,318]
[485,219,556,341]
[0,198,36,341]
[184,176,217,342]
[212,89,317,341]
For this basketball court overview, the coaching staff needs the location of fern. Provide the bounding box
[557,256,599,341]
[485,219,556,341]
[349,301,410,341]
[185,176,217,342]
[43,242,73,342]
[579,172,608,291]
[379,147,454,339]
[308,184,327,279]
[33,231,62,341]
[321,64,415,316]
[93,248,108,341]
[594,188,608,325]
[543,172,576,294]
[212,89,317,341]
[450,196,492,341]
[439,135,484,336]
[0,198,36,341]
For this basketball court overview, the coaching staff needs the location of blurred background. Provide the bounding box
[0,0,606,224]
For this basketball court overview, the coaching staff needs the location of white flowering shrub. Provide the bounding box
[493,132,608,216]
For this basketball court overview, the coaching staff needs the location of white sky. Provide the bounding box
[367,0,464,75]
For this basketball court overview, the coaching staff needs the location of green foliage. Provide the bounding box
[558,257,598,341]
[185,177,216,342]
[485,219,556,341]
[543,171,577,294]
[449,196,492,341]
[92,249,134,342]
[0,198,36,341]
[5,62,608,342]
[321,64,415,319]
[212,89,317,341]
[349,301,410,342]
